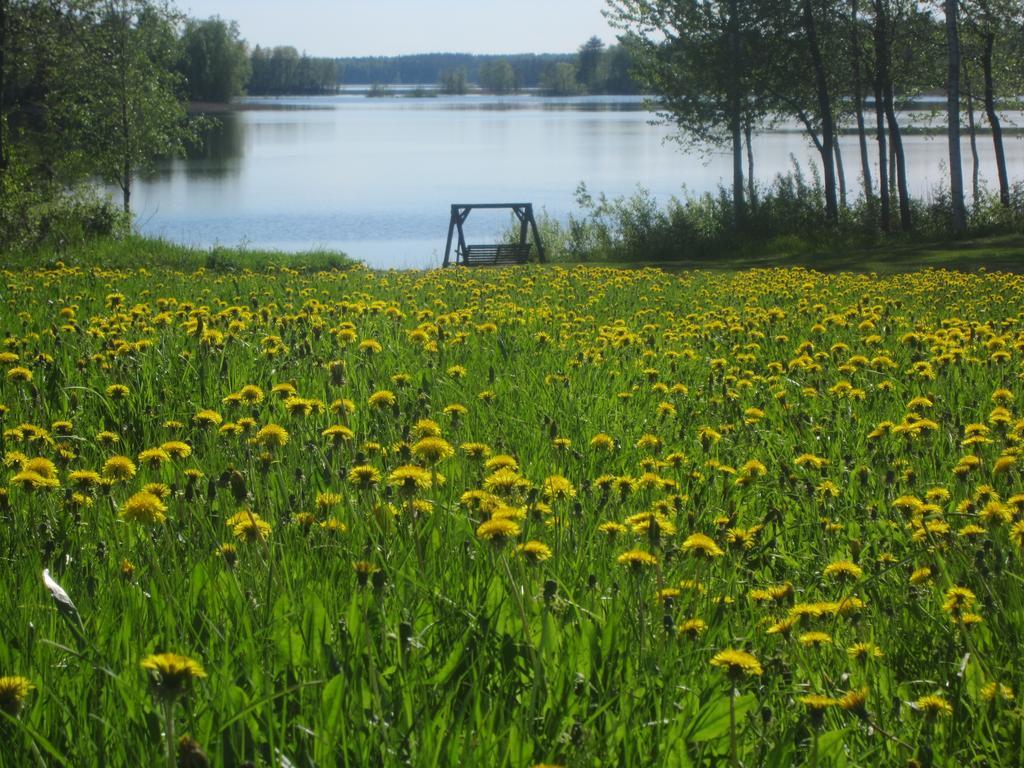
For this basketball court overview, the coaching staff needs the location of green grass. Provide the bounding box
[3,234,356,273]
[602,233,1024,274]
[2,258,1024,766]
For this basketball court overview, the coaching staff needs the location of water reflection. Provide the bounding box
[186,113,244,180]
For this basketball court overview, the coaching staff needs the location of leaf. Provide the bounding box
[764,734,795,768]
[429,638,466,686]
[689,693,755,743]
[818,728,849,761]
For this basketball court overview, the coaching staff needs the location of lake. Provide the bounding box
[129,94,1024,269]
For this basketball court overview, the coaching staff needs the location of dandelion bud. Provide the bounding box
[543,579,557,603]
[229,471,247,502]
[177,735,210,768]
[399,621,413,650]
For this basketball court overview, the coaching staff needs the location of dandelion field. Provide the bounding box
[3,261,1024,767]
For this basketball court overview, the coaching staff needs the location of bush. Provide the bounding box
[1,165,129,253]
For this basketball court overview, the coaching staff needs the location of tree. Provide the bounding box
[872,0,914,230]
[540,62,580,96]
[607,0,763,224]
[479,59,515,94]
[602,43,640,94]
[439,67,467,95]
[60,0,193,212]
[1,0,8,172]
[848,0,874,203]
[944,0,966,232]
[178,16,250,102]
[961,0,1022,208]
[577,36,605,93]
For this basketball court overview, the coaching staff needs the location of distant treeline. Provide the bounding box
[174,18,339,98]
[173,20,641,99]
[337,53,568,88]
[336,41,641,95]
[249,46,339,96]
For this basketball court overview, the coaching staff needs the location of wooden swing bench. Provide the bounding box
[443,203,546,267]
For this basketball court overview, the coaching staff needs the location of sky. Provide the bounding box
[181,0,620,57]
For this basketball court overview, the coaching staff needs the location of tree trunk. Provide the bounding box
[834,139,848,210]
[744,118,756,209]
[963,61,980,206]
[889,129,896,201]
[872,60,890,230]
[0,0,8,173]
[120,5,132,214]
[872,0,909,229]
[851,0,874,201]
[803,0,838,223]
[945,0,966,233]
[885,89,910,229]
[728,0,746,225]
[982,31,1010,207]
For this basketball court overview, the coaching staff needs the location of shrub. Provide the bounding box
[1,165,129,253]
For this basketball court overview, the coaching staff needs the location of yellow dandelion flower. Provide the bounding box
[138,448,171,468]
[710,648,763,678]
[980,682,1014,703]
[160,441,192,459]
[616,549,658,569]
[485,454,519,473]
[140,653,206,699]
[193,409,222,427]
[368,390,397,409]
[848,642,884,662]
[681,533,724,558]
[254,423,289,448]
[102,455,137,482]
[677,618,707,638]
[119,491,167,525]
[914,694,952,718]
[798,631,832,648]
[516,540,553,563]
[411,437,454,465]
[476,517,521,543]
[0,675,35,716]
[388,465,432,495]
[233,516,272,542]
[541,474,576,501]
[823,560,862,581]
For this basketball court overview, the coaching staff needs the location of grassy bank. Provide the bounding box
[3,235,357,273]
[614,232,1024,273]
[5,230,1021,276]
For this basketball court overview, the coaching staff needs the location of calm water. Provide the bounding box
[128,94,1024,269]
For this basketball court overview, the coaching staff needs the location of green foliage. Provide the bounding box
[439,68,468,95]
[178,16,250,102]
[478,59,516,95]
[577,36,606,93]
[248,45,339,96]
[540,62,581,96]
[0,158,129,252]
